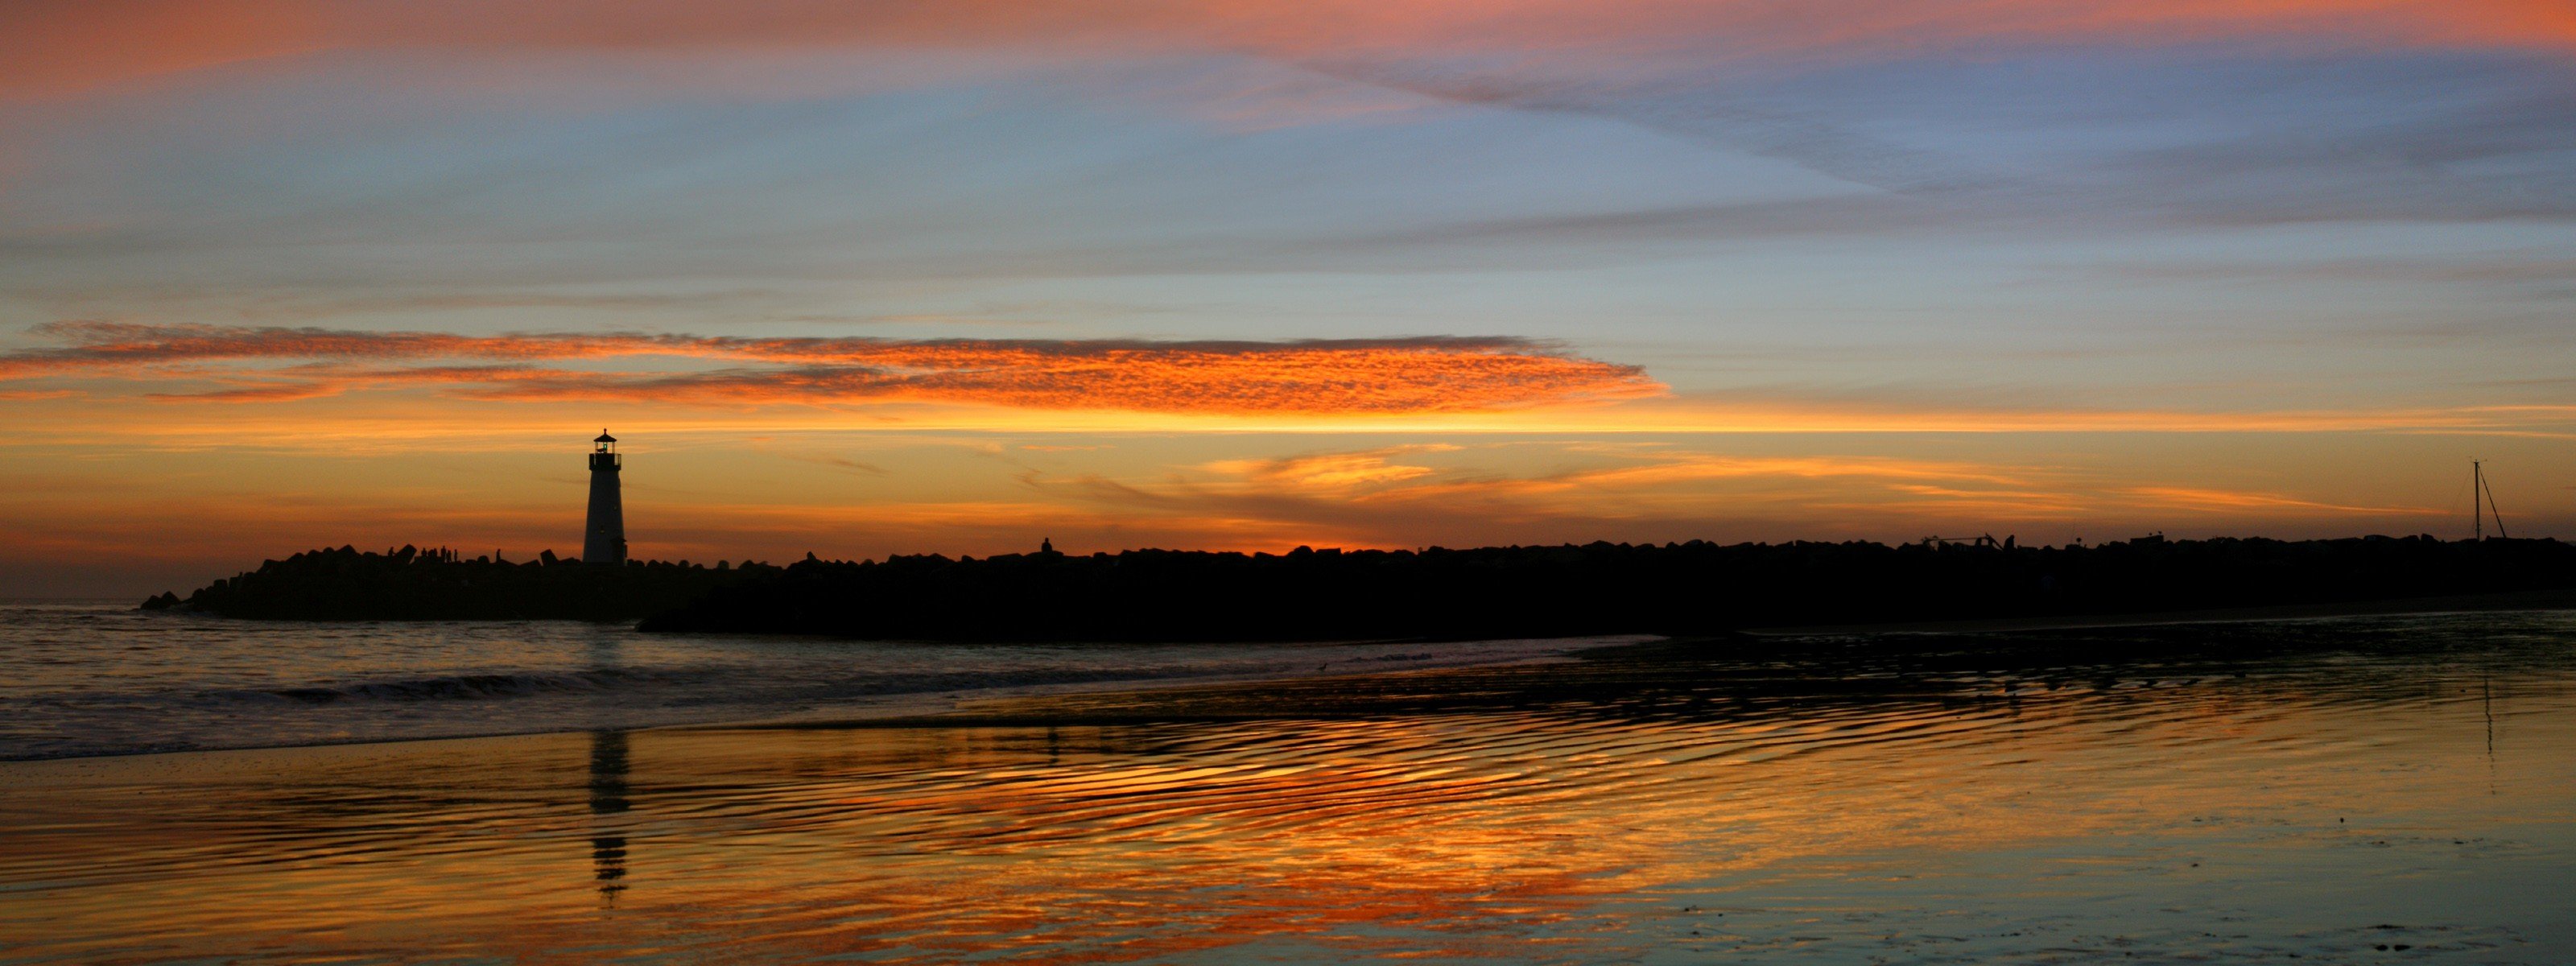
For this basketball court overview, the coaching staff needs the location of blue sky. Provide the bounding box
[2,2,2570,592]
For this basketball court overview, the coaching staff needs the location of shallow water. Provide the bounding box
[2,610,2573,963]
[0,601,1613,759]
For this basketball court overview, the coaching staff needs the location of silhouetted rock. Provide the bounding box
[146,545,776,621]
[145,535,2576,636]
[638,535,2576,641]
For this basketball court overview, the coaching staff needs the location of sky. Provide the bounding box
[3,0,2572,596]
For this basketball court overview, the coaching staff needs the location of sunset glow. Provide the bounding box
[3,0,2571,595]
[3,323,1661,413]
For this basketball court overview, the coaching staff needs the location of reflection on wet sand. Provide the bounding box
[2,611,2574,964]
[589,729,630,903]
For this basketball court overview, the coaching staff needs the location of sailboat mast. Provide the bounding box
[2482,466,2509,539]
[2474,460,2483,540]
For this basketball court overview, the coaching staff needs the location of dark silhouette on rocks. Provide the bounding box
[141,544,775,621]
[638,535,2576,641]
[143,535,2576,636]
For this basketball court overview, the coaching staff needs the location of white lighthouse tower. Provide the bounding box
[584,430,627,565]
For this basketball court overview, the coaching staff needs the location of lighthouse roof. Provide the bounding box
[594,430,617,443]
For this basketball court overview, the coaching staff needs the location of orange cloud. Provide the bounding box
[1199,444,1457,489]
[1044,442,2473,551]
[6,1,2567,98]
[142,382,349,402]
[2118,485,2438,516]
[1144,447,2062,526]
[0,323,1661,415]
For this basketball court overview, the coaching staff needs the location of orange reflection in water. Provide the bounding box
[5,628,2575,964]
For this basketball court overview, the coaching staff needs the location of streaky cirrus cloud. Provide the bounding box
[0,322,1662,415]
[7,0,2570,98]
[1028,444,2459,554]
[1199,444,1461,489]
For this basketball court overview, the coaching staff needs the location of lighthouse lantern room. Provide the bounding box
[584,430,627,565]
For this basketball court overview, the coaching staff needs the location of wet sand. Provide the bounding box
[6,610,2575,964]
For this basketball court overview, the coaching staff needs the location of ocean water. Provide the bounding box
[0,601,1624,760]
[2,609,2573,963]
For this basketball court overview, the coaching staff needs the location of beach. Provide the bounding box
[6,609,2574,964]
[14,8,2574,961]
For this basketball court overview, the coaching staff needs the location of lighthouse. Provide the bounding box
[584,430,627,565]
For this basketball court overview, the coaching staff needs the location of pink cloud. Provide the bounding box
[7,1,2566,98]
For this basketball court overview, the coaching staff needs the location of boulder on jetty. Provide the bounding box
[638,535,2576,642]
[143,544,774,621]
[144,535,2576,637]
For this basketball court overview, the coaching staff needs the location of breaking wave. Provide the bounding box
[1,605,1622,759]
[258,668,668,704]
